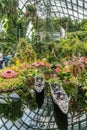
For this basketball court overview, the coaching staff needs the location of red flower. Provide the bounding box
[54,68,61,73]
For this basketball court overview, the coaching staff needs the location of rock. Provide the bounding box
[0,98,7,104]
[9,93,20,102]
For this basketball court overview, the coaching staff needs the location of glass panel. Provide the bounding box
[51,13,56,17]
[67,0,71,2]
[73,5,77,11]
[72,0,77,4]
[63,8,68,14]
[78,7,83,13]
[74,12,78,17]
[79,14,84,19]
[84,2,87,8]
[61,2,66,7]
[18,0,87,20]
[69,10,73,15]
[52,6,57,11]
[78,0,83,6]
[60,13,64,17]
[67,3,72,9]
[50,0,55,6]
[65,14,69,17]
[58,7,62,12]
[84,9,87,15]
[55,1,60,5]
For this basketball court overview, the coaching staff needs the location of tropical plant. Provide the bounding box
[67,31,87,41]
[80,19,87,31]
[56,37,87,60]
[16,38,36,63]
[32,40,48,59]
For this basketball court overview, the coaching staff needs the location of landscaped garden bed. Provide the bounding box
[0,35,87,114]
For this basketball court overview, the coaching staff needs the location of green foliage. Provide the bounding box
[0,41,15,55]
[25,89,37,111]
[80,19,87,31]
[78,71,87,95]
[59,17,79,32]
[67,31,87,41]
[0,99,23,121]
[50,18,60,32]
[0,75,23,90]
[48,77,60,84]
[37,18,46,32]
[26,4,36,14]
[32,17,80,33]
[16,38,35,63]
[16,16,25,38]
[0,0,19,41]
[24,4,36,28]
[56,36,87,59]
[76,72,87,110]
[32,40,47,59]
[46,42,57,63]
[0,0,18,17]
[32,17,60,33]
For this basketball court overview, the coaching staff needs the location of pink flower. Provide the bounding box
[54,68,61,73]
[51,74,57,77]
[56,63,62,67]
[64,68,68,72]
[63,79,68,83]
[2,70,17,79]
[63,61,68,65]
[32,62,44,67]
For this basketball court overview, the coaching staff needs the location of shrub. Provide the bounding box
[16,38,35,63]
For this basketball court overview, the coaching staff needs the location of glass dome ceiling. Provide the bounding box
[19,0,87,20]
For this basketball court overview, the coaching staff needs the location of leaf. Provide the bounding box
[2,3,5,9]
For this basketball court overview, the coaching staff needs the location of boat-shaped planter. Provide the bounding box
[34,75,45,108]
[50,82,69,114]
[34,75,45,93]
[50,82,69,130]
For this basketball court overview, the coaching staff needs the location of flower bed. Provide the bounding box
[0,58,87,112]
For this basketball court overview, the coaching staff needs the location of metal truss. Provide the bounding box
[19,0,87,20]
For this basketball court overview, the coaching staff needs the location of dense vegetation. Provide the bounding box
[0,0,87,116]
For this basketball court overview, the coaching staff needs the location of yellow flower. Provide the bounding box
[16,59,20,66]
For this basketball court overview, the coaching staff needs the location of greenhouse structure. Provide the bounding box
[0,0,87,130]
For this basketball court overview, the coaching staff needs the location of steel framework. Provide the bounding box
[19,0,87,20]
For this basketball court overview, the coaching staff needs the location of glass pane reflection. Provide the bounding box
[0,96,87,130]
